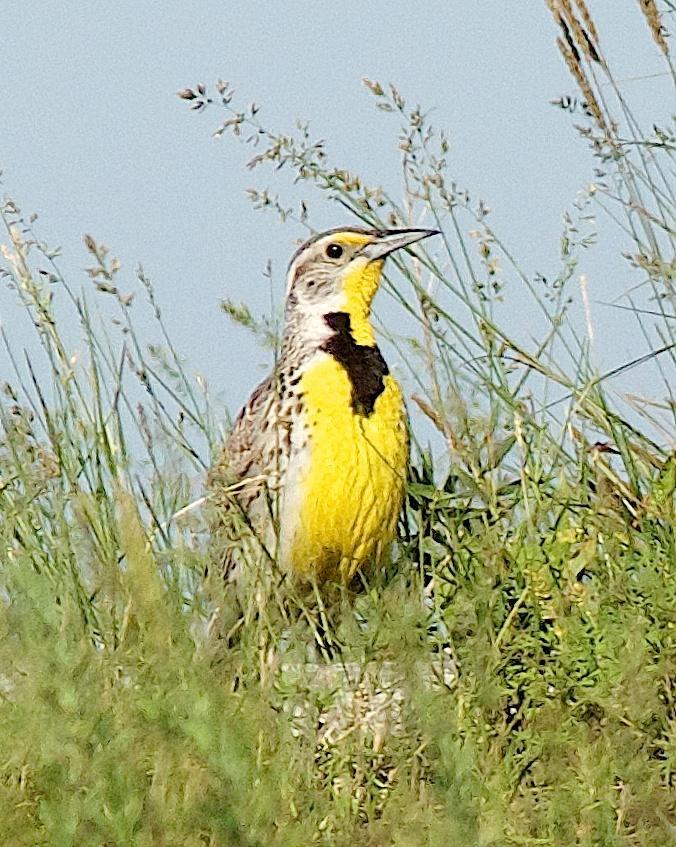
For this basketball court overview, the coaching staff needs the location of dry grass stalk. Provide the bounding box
[411,393,462,452]
[546,0,563,27]
[573,0,599,45]
[556,35,607,131]
[559,0,601,62]
[638,0,670,55]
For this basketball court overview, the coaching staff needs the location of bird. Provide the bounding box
[209,226,439,585]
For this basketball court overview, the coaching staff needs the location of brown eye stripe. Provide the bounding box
[292,258,312,284]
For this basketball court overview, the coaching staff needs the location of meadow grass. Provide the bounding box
[0,6,675,845]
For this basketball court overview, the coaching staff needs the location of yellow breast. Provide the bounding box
[283,354,408,581]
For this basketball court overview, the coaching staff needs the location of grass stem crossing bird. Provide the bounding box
[210,226,439,584]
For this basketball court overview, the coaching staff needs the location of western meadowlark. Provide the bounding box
[210,226,439,584]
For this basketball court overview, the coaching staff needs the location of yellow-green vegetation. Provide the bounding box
[1,7,674,846]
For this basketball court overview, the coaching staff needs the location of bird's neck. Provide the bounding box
[338,259,383,346]
[281,260,383,356]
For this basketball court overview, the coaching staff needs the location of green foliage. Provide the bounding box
[1,8,675,846]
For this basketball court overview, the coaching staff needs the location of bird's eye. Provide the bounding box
[326,243,344,259]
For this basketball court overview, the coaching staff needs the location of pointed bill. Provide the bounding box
[361,228,440,261]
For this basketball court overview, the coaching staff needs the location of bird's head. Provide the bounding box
[285,227,439,346]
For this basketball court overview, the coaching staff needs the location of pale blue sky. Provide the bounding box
[2,2,672,429]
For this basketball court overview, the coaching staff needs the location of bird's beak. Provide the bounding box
[361,228,440,261]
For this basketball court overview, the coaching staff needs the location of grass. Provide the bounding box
[1,6,675,845]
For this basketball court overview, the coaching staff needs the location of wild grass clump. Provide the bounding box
[1,7,674,846]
